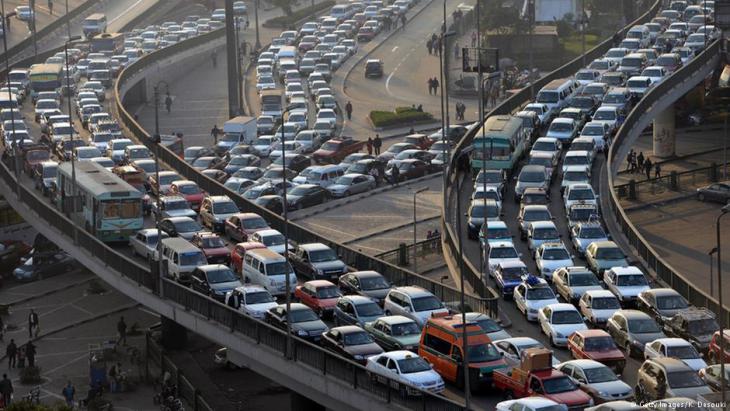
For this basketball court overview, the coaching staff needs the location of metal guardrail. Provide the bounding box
[375,236,443,267]
[614,161,730,200]
[440,0,663,301]
[606,39,730,327]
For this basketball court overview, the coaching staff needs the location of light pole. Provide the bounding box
[412,187,428,273]
[455,173,470,408]
[280,106,293,359]
[31,0,37,57]
[65,0,69,38]
[1,0,21,194]
[153,80,169,296]
[580,0,586,67]
[716,203,730,406]
[528,0,535,99]
[710,247,717,298]
[64,36,80,220]
[234,16,243,115]
[254,0,261,50]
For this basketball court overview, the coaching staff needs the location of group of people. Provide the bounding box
[4,339,37,369]
[366,135,382,155]
[426,77,440,95]
[455,102,467,120]
[426,33,443,56]
[626,149,661,179]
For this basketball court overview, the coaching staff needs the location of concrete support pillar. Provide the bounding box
[160,316,187,350]
[290,392,325,411]
[653,105,676,158]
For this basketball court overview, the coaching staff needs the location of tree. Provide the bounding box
[270,0,299,16]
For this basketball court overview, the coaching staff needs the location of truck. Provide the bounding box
[312,137,365,164]
[259,90,283,121]
[90,33,125,54]
[216,116,257,155]
[493,348,593,408]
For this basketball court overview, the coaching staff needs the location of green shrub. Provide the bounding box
[263,1,336,28]
[369,108,434,128]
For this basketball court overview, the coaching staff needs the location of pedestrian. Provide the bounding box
[489,87,498,108]
[25,341,36,368]
[48,0,53,15]
[366,137,373,155]
[0,374,12,406]
[644,158,653,180]
[6,340,16,369]
[454,41,459,59]
[400,14,406,28]
[117,316,127,346]
[416,104,423,112]
[28,308,38,339]
[165,93,172,114]
[427,78,434,95]
[369,167,379,186]
[612,31,621,46]
[626,149,634,171]
[455,102,461,120]
[211,49,218,68]
[426,38,433,55]
[5,14,10,31]
[636,152,645,173]
[654,162,661,178]
[433,77,439,95]
[435,36,441,56]
[471,31,477,47]
[211,124,221,144]
[390,165,400,186]
[62,381,75,408]
[345,101,353,120]
[109,363,118,392]
[373,134,382,155]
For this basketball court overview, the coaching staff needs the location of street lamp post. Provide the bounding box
[1,0,21,194]
[412,187,428,273]
[234,16,243,115]
[65,0,69,38]
[715,203,730,406]
[710,247,717,298]
[153,80,169,296]
[64,36,81,223]
[280,106,293,358]
[254,0,261,50]
[581,0,586,67]
[455,174,470,407]
[528,0,535,99]
[31,0,37,56]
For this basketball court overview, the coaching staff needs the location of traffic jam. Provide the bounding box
[1,0,727,408]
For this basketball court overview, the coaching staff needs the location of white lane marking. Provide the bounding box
[109,0,145,24]
[392,46,399,52]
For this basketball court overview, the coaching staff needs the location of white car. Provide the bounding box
[286,111,308,129]
[224,285,278,319]
[534,242,574,281]
[592,106,621,135]
[641,66,668,84]
[570,223,609,255]
[564,184,598,214]
[211,8,226,21]
[562,165,592,191]
[250,229,292,255]
[129,228,170,260]
[496,397,567,411]
[484,241,522,277]
[480,220,513,248]
[578,290,622,328]
[74,146,102,161]
[527,221,561,252]
[316,108,337,128]
[256,75,276,92]
[524,103,552,126]
[365,351,445,394]
[383,286,448,327]
[552,266,603,303]
[513,277,559,321]
[555,360,633,402]
[493,337,560,368]
[538,303,589,347]
[603,266,651,306]
[644,338,707,371]
[327,173,376,197]
[530,137,562,159]
[252,136,276,157]
[578,122,609,152]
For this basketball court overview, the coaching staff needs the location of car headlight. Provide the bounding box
[297,329,308,336]
[315,267,324,275]
[598,391,609,398]
[555,332,565,338]
[528,308,537,314]
[542,267,552,273]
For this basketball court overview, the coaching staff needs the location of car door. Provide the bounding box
[555,271,569,300]
[191,269,208,295]
[226,215,240,240]
[514,285,527,313]
[540,307,553,335]
[568,333,584,359]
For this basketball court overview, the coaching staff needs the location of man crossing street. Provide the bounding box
[345,101,353,120]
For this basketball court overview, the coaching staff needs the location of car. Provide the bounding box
[253,195,284,215]
[562,165,592,192]
[567,328,626,373]
[463,312,511,341]
[527,222,561,252]
[634,357,712,403]
[13,250,78,281]
[514,165,549,201]
[644,338,707,371]
[467,199,501,239]
[288,242,347,281]
[364,59,383,77]
[320,325,384,364]
[129,228,170,261]
[250,229,290,255]
[199,196,240,233]
[366,350,445,395]
[383,286,448,327]
[484,241,522,277]
[698,364,730,391]
[338,271,392,306]
[286,184,330,210]
[190,232,230,265]
[224,285,278,320]
[190,264,242,303]
[493,261,529,298]
[14,5,34,21]
[157,217,203,241]
[265,303,329,342]
[571,223,610,255]
[528,152,559,178]
[148,170,182,196]
[534,242,574,282]
[555,360,632,403]
[168,180,205,211]
[696,182,730,203]
[586,242,629,275]
[294,280,341,318]
[479,220,513,248]
[637,289,691,325]
[537,303,588,347]
[524,103,552,126]
[641,66,668,84]
[592,106,622,135]
[229,241,267,274]
[327,173,375,197]
[224,212,270,243]
[334,295,384,327]
[604,266,649,306]
[513,277,559,322]
[606,310,666,358]
[662,308,719,353]
[364,316,422,352]
[578,290,622,328]
[151,195,197,220]
[495,398,567,411]
[553,266,603,304]
[518,205,553,240]
[493,337,561,368]
[563,183,598,213]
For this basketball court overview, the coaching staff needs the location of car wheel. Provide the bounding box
[344,190,350,197]
[698,193,705,202]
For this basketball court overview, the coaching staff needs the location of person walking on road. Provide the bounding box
[345,101,353,120]
[373,134,382,155]
[654,162,661,178]
[432,78,439,95]
[426,38,433,55]
[427,78,433,95]
[28,308,38,339]
[626,149,634,172]
[369,167,380,186]
[0,374,13,406]
[400,14,406,29]
[117,316,127,346]
[471,31,477,47]
[165,93,172,114]
[636,152,645,174]
[390,165,399,186]
[454,41,459,59]
[62,381,75,408]
[26,341,36,368]
[211,125,221,144]
[644,158,653,180]
[48,0,53,15]
[211,49,218,68]
[6,340,16,369]
[5,14,10,31]
[366,137,373,155]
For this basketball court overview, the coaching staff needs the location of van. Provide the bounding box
[536,79,576,117]
[276,46,297,62]
[626,25,651,48]
[306,164,345,188]
[419,314,508,387]
[242,248,297,296]
[159,237,208,284]
[618,53,648,77]
[82,13,107,38]
[330,4,353,21]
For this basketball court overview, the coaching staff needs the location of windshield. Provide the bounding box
[667,345,700,359]
[579,227,606,239]
[570,273,599,287]
[656,295,688,310]
[549,122,574,132]
[315,286,340,299]
[159,174,180,185]
[520,171,545,183]
[392,322,420,336]
[615,274,647,288]
[501,266,528,280]
[356,301,383,316]
[175,219,201,232]
[290,186,315,196]
[207,268,238,283]
[200,236,225,248]
[486,227,510,240]
[552,310,583,324]
[265,261,291,276]
[42,166,57,178]
[467,343,502,362]
[524,209,551,221]
[543,376,578,394]
[261,234,286,246]
[246,291,275,304]
[594,110,617,120]
[584,336,617,351]
[397,357,431,374]
[165,200,189,210]
[542,248,570,260]
[628,80,649,89]
[592,297,620,310]
[344,331,374,345]
[309,249,337,262]
[360,275,390,291]
[584,366,618,383]
[476,318,502,333]
[565,171,588,181]
[570,208,595,221]
[321,142,339,151]
[470,204,498,219]
[477,171,502,184]
[240,217,266,230]
[526,287,556,300]
[177,184,200,194]
[490,247,518,259]
[290,308,319,323]
[629,318,661,333]
[589,61,610,70]
[180,252,206,266]
[668,371,706,389]
[603,94,626,104]
[568,189,595,200]
[537,90,559,103]
[411,296,442,312]
[213,202,238,214]
[100,200,141,220]
[565,155,588,166]
[529,157,552,167]
[687,319,720,335]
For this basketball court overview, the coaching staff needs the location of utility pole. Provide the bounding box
[254,0,261,50]
[225,0,240,117]
[65,0,69,38]
[528,0,535,99]
[31,0,37,56]
[153,81,169,297]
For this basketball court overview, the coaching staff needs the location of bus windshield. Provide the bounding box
[100,199,141,219]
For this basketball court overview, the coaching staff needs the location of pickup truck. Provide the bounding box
[22,144,51,175]
[312,137,365,164]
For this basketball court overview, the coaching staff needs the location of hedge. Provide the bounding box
[263,1,336,28]
[370,107,434,128]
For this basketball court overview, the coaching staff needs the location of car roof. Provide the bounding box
[618,309,651,320]
[608,265,642,275]
[332,325,366,335]
[650,356,693,372]
[300,242,332,251]
[379,350,422,361]
[643,288,681,297]
[561,359,604,369]
[498,261,527,269]
[583,289,616,299]
[574,329,611,338]
[530,221,557,229]
[378,315,414,325]
[546,303,578,312]
[304,279,336,288]
[653,337,692,347]
[391,286,431,297]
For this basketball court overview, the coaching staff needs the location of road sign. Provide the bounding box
[462,47,499,73]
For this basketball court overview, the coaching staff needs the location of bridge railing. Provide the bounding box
[441,0,663,297]
[605,39,729,327]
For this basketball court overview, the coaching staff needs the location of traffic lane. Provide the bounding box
[2,0,85,49]
[627,197,730,299]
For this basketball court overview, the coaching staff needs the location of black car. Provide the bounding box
[364,59,383,78]
[286,184,330,210]
[568,95,599,117]
[254,195,284,214]
[265,303,328,342]
[662,308,719,353]
[320,325,384,364]
[13,250,78,281]
[338,271,392,306]
[696,182,730,204]
[190,265,243,303]
[270,153,311,173]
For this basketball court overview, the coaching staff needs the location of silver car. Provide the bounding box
[327,173,376,197]
[130,228,170,260]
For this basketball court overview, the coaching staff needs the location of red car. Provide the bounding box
[230,241,266,274]
[568,329,625,374]
[169,180,205,211]
[312,137,365,164]
[708,329,730,364]
[357,26,376,42]
[224,212,270,242]
[403,134,433,150]
[190,232,230,265]
[294,280,341,318]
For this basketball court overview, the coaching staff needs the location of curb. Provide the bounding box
[1,274,94,308]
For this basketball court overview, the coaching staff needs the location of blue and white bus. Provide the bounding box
[56,161,143,242]
[470,115,528,173]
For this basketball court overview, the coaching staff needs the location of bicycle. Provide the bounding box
[22,386,41,404]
